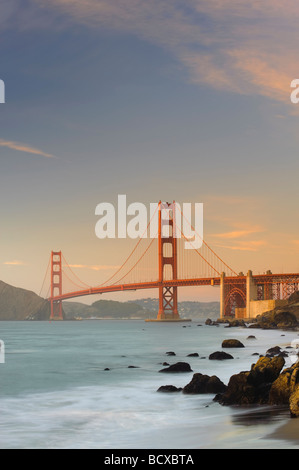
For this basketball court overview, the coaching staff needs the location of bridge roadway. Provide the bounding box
[49,272,299,303]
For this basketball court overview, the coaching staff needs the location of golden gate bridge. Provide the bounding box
[40,202,299,321]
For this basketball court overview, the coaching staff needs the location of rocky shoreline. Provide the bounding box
[157,315,299,421]
[157,344,299,418]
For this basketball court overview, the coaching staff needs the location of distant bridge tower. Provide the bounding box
[157,201,180,321]
[50,251,63,320]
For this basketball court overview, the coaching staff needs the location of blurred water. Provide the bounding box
[0,320,297,449]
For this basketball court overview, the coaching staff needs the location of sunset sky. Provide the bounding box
[1,0,299,303]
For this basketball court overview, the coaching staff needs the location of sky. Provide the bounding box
[1,0,299,304]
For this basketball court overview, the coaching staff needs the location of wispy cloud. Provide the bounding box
[67,264,121,271]
[0,139,56,158]
[214,240,267,252]
[33,0,299,104]
[3,260,26,266]
[211,229,262,239]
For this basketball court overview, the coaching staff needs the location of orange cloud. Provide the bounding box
[0,139,56,158]
[67,264,121,271]
[214,240,267,252]
[3,260,26,266]
[212,229,262,239]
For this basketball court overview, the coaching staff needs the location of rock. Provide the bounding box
[289,291,299,303]
[209,351,234,360]
[215,350,299,417]
[269,362,299,406]
[159,362,193,373]
[187,353,199,357]
[128,365,139,368]
[252,310,298,330]
[266,346,281,356]
[166,351,176,356]
[247,335,256,339]
[278,351,289,358]
[205,318,219,326]
[104,368,110,371]
[225,319,246,328]
[215,371,255,405]
[248,356,285,386]
[157,385,182,393]
[290,387,299,417]
[162,362,169,366]
[269,369,294,405]
[183,373,227,394]
[217,356,285,406]
[222,339,245,348]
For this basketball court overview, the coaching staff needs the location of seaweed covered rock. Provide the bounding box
[217,356,285,405]
[248,356,285,386]
[269,362,299,407]
[290,387,299,417]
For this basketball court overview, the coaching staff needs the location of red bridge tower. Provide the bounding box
[50,251,63,320]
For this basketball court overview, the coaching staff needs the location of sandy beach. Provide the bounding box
[270,418,299,445]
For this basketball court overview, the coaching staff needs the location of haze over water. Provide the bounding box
[0,319,297,449]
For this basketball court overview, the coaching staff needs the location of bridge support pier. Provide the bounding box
[246,270,257,319]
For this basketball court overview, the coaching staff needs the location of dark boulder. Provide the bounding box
[187,353,199,357]
[205,318,219,326]
[266,346,281,356]
[183,373,227,395]
[159,362,193,373]
[209,351,234,360]
[225,319,246,328]
[222,339,245,348]
[250,310,298,330]
[157,385,182,393]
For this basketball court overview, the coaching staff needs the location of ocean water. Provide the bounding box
[0,319,298,449]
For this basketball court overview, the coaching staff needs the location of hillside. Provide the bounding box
[129,298,220,320]
[63,298,220,320]
[62,299,154,320]
[0,280,51,320]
